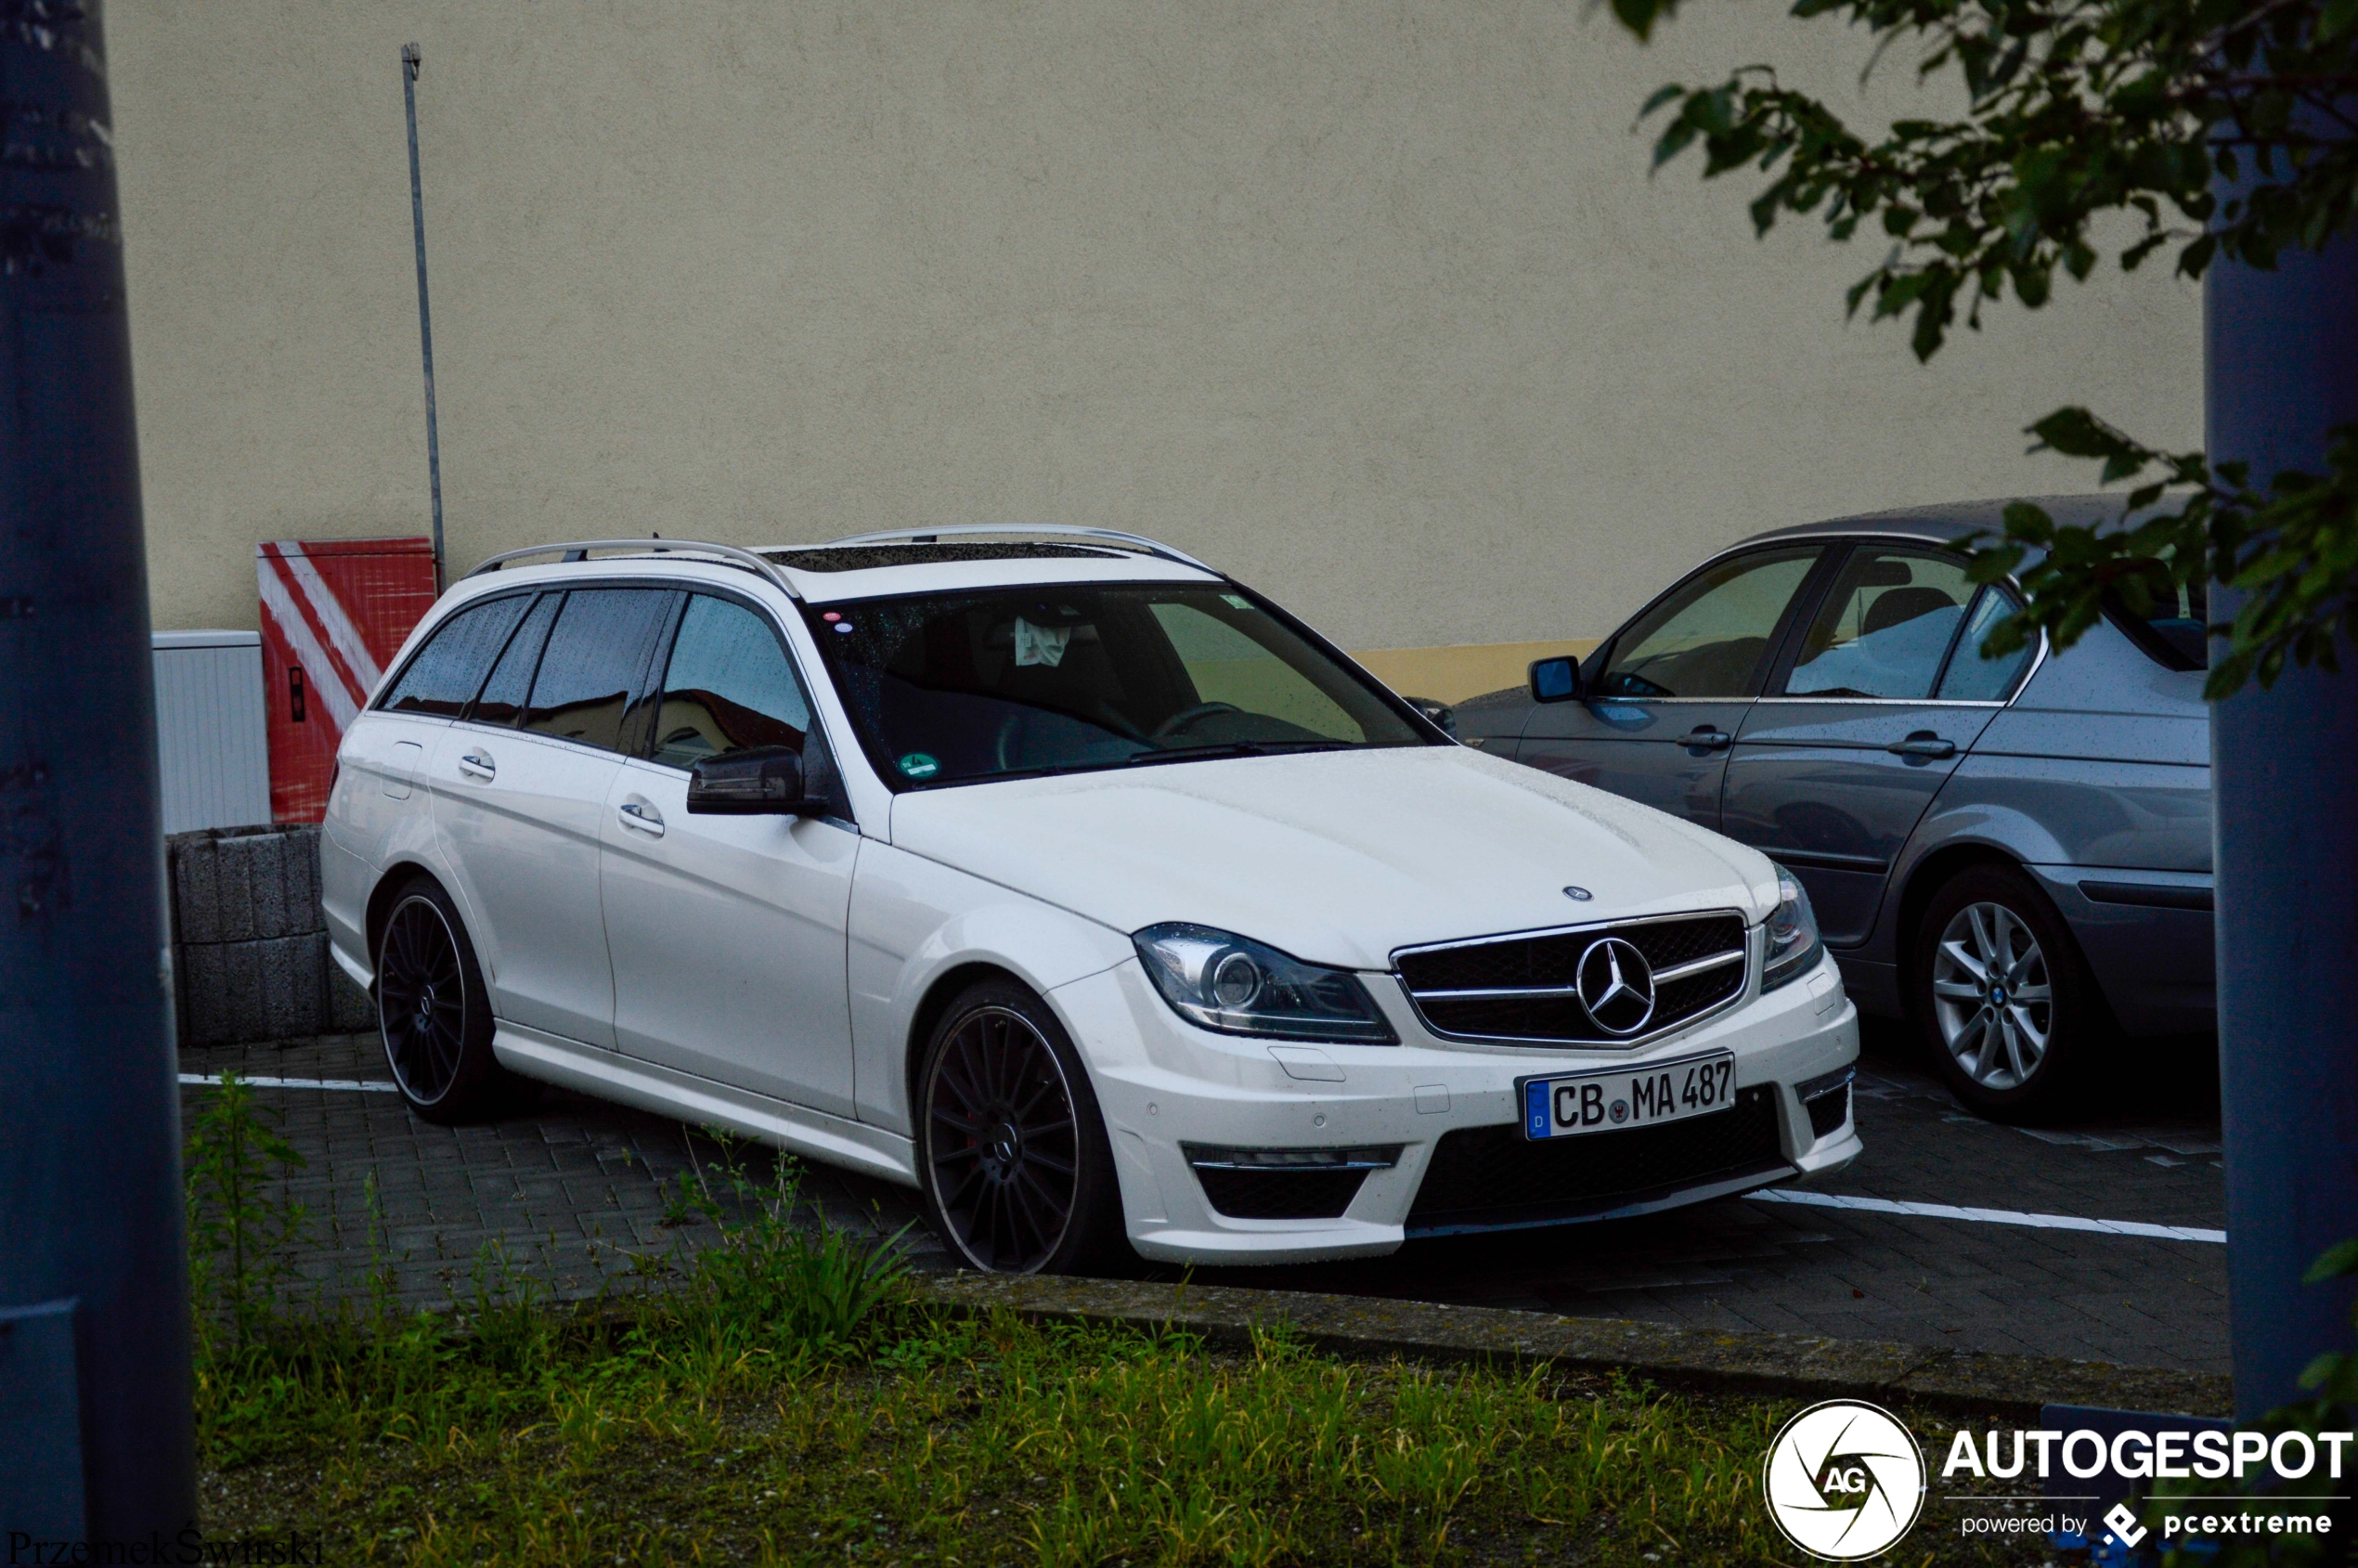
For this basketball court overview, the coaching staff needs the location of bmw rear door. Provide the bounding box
[1718,541,2032,947]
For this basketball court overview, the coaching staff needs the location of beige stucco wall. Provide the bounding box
[109,2,2202,656]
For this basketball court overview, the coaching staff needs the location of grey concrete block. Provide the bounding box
[329,963,378,1033]
[169,824,323,944]
[181,931,329,1046]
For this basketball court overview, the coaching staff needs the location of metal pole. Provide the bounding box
[2208,198,2358,1420]
[402,42,447,593]
[0,0,199,1547]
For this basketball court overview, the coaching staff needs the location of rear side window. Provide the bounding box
[377,595,532,718]
[652,595,812,768]
[467,591,561,725]
[521,589,678,752]
[1783,548,1975,700]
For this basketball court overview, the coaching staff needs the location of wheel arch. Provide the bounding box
[1892,841,2112,1030]
[364,859,451,984]
[902,960,1030,1122]
[1892,842,2024,998]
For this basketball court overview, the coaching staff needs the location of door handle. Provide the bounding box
[1683,726,1732,751]
[458,749,496,781]
[617,800,666,836]
[1886,732,1957,758]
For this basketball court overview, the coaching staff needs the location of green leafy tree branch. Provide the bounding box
[1613,0,2358,693]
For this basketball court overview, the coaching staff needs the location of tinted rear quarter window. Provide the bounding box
[2105,570,2209,671]
[521,589,679,752]
[378,595,533,718]
[1936,587,2038,699]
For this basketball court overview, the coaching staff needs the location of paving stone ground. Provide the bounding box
[182,1019,2227,1372]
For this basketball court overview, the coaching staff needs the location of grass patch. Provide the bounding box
[201,1305,2056,1565]
[188,1076,2050,1564]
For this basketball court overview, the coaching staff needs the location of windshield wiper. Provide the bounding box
[1122,741,1354,768]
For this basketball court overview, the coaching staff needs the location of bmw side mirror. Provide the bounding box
[1529,655,1582,704]
[685,745,826,816]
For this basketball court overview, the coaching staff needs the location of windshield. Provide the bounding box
[805,583,1432,788]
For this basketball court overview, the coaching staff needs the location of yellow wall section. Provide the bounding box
[1349,641,1601,705]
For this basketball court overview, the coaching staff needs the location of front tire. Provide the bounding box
[916,978,1127,1275]
[1911,863,2108,1121]
[376,876,518,1124]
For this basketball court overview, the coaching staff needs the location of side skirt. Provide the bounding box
[492,1022,920,1188]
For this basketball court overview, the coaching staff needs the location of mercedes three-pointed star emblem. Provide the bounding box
[1575,935,1657,1036]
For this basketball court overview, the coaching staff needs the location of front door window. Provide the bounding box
[1596,548,1823,699]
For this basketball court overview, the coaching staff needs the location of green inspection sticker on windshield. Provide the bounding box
[898,753,940,780]
[1221,593,1251,609]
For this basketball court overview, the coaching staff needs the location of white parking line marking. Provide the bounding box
[179,1073,400,1094]
[1750,1188,2225,1243]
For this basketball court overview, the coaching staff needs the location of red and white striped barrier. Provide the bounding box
[255,538,438,822]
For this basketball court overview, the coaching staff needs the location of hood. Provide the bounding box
[886,745,1782,971]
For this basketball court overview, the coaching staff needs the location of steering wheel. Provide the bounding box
[1149,702,1242,742]
[992,703,1153,772]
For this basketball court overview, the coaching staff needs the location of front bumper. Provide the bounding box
[1051,947,1860,1264]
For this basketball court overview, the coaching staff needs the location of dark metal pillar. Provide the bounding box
[401,42,447,592]
[0,0,197,1543]
[2208,217,2358,1420]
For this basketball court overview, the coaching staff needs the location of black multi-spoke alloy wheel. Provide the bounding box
[917,979,1124,1275]
[1911,862,2108,1123]
[376,877,515,1124]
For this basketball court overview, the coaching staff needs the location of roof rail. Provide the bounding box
[464,538,801,600]
[812,524,1216,575]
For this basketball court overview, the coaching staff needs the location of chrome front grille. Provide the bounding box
[1393,911,1749,1045]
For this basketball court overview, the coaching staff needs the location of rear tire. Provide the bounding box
[375,876,520,1124]
[1911,862,2108,1122]
[915,978,1128,1275]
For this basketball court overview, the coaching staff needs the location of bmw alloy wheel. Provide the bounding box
[1930,901,2054,1091]
[923,1004,1082,1273]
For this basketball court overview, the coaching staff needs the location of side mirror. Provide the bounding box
[1406,696,1456,736]
[685,745,826,815]
[1529,655,1582,704]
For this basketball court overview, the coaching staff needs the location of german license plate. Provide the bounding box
[1519,1051,1737,1141]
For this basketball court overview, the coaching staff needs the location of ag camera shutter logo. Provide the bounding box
[1762,1399,1928,1561]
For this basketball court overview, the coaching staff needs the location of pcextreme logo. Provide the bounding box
[1761,1399,1929,1561]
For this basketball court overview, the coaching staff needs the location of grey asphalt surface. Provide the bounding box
[182,1017,2227,1373]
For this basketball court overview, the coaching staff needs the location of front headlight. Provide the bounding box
[1761,868,1823,992]
[1133,924,1398,1043]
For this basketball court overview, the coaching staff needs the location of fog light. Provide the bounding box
[1182,1144,1403,1171]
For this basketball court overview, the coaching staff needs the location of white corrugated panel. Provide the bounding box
[153,631,271,833]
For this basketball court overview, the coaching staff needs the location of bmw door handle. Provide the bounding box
[1684,726,1733,750]
[458,749,497,781]
[617,800,666,837]
[1885,732,1957,758]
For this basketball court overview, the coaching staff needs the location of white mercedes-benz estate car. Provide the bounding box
[323,527,1860,1274]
